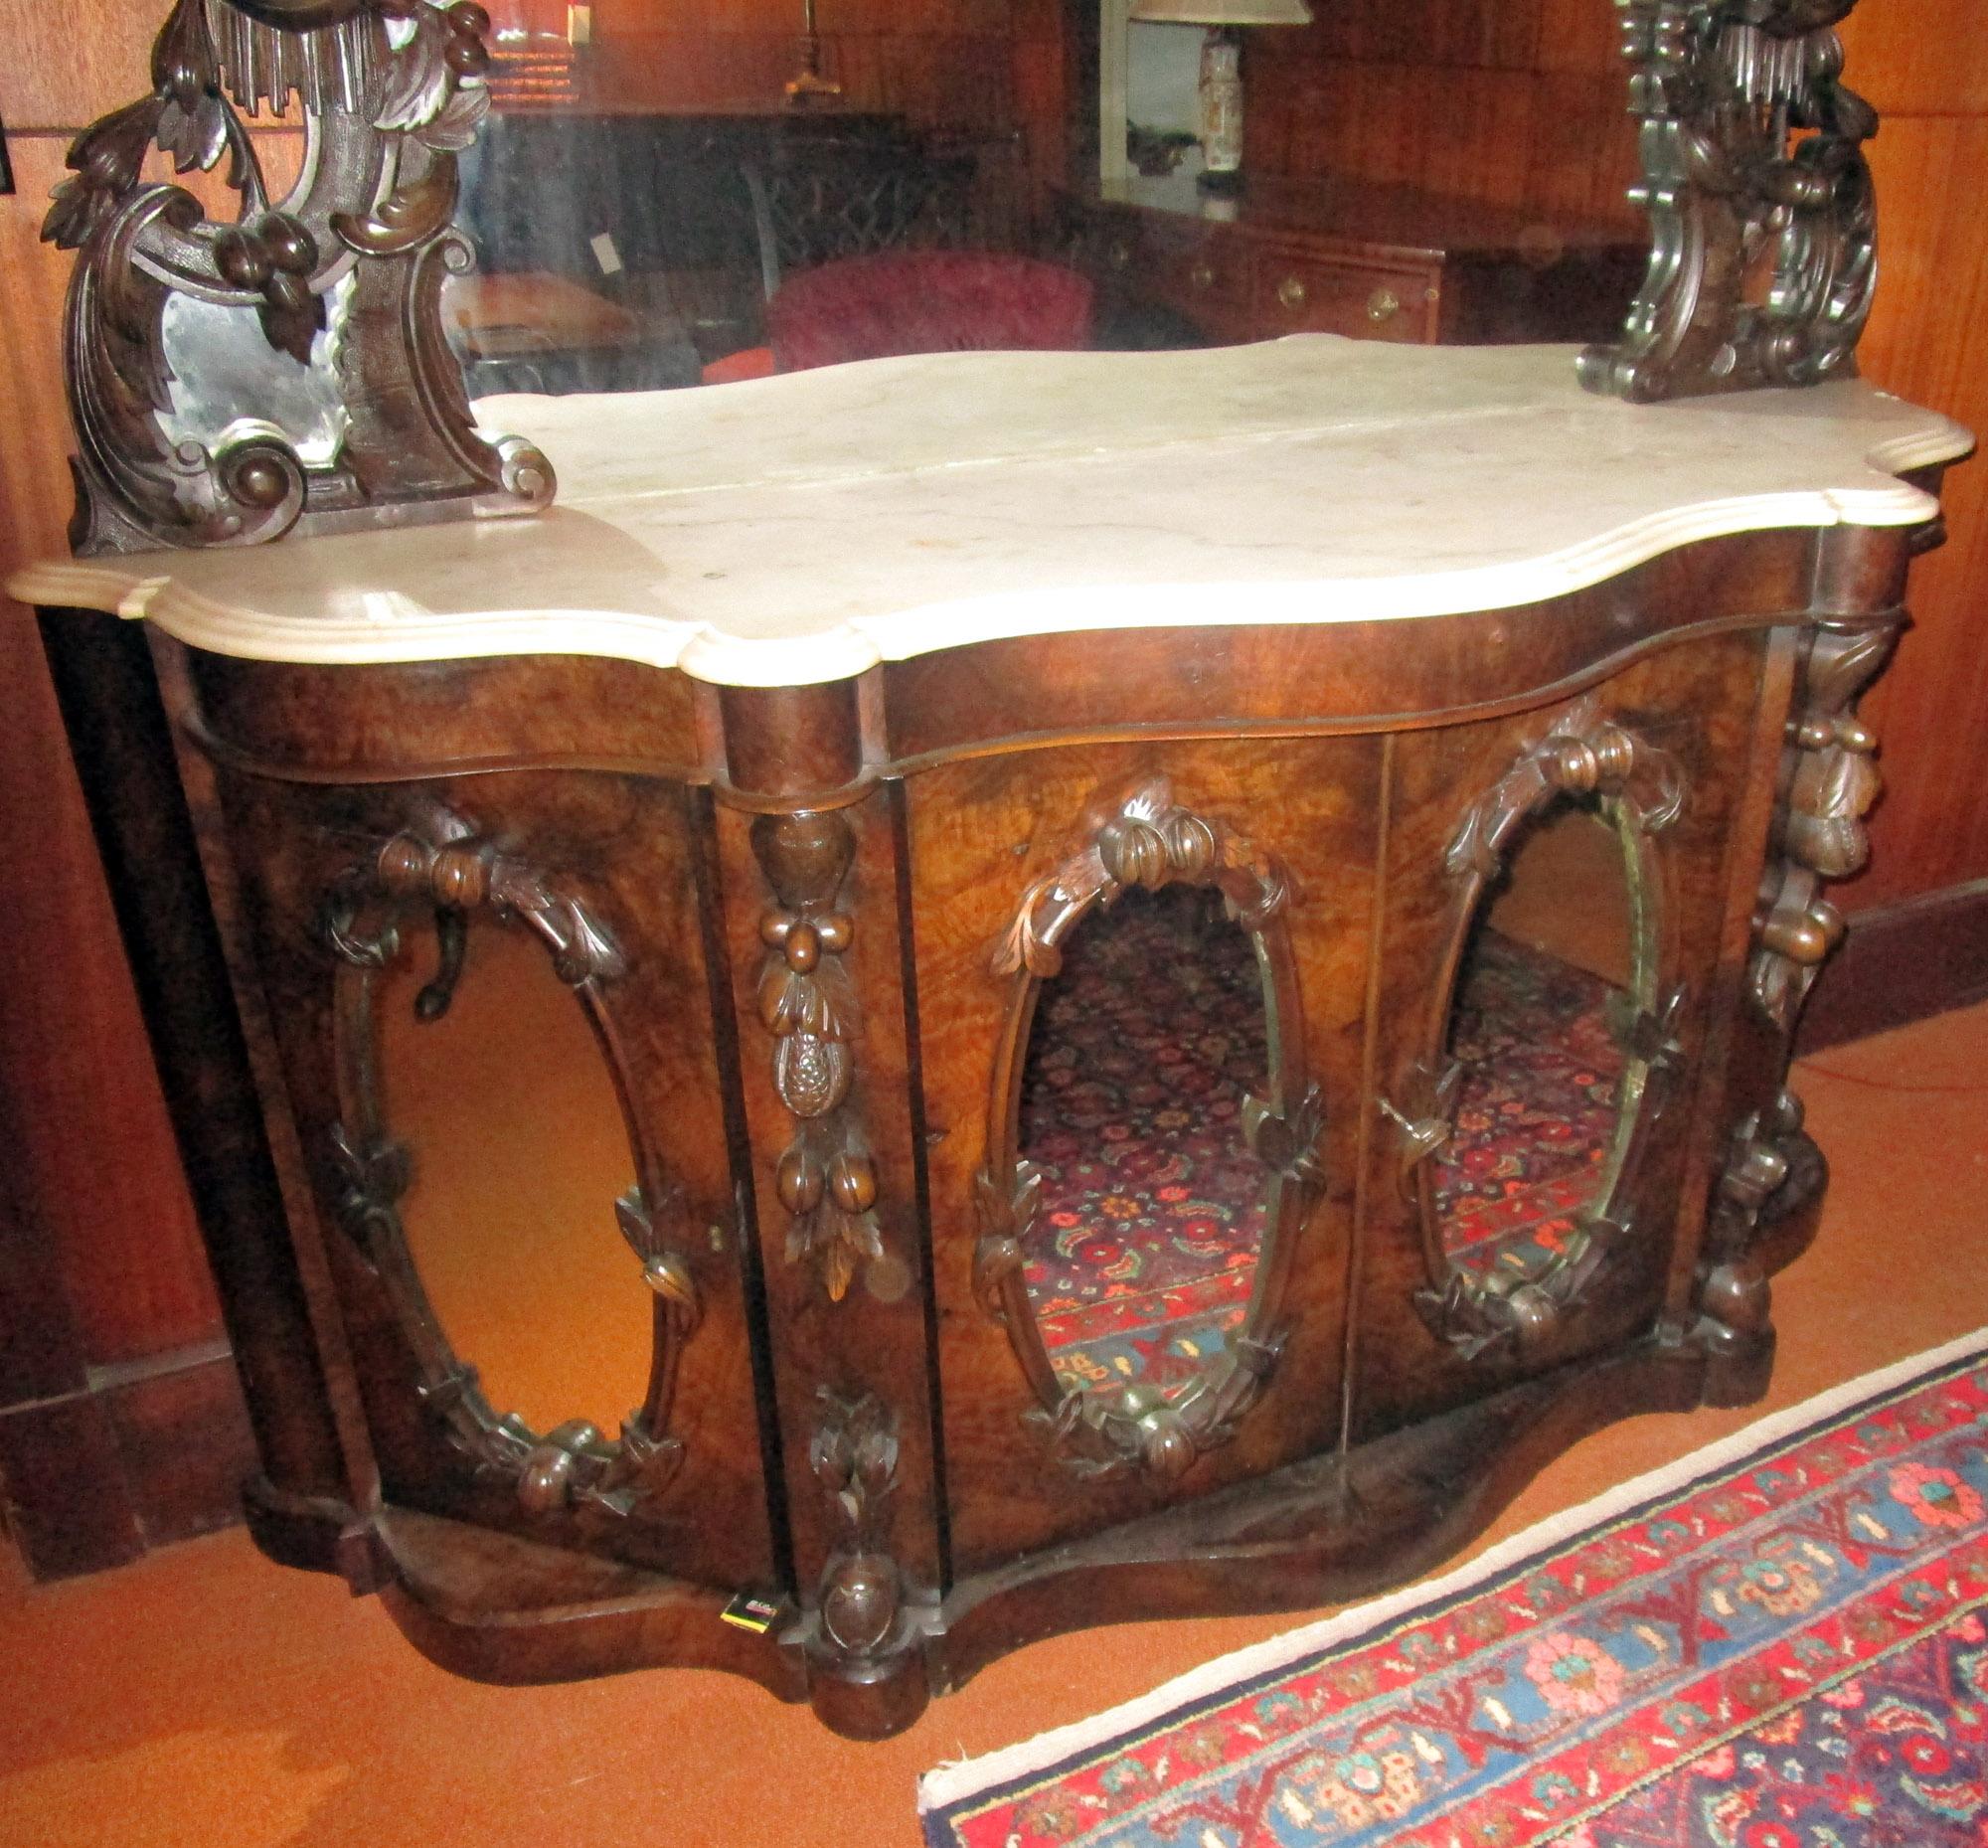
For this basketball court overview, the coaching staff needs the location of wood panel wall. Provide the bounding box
[0,0,267,1577]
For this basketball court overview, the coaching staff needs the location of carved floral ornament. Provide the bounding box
[46,0,552,553]
[974,778,1325,1484]
[1398,698,1688,1363]
[318,806,700,1521]
[749,811,897,1304]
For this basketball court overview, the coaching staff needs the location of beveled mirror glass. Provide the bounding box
[1432,796,1650,1294]
[975,779,1322,1483]
[1408,698,1684,1362]
[378,923,647,1440]
[1017,882,1268,1407]
[321,816,700,1519]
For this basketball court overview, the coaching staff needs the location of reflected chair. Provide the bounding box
[764,251,1096,373]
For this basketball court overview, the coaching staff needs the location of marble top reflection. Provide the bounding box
[9,337,1970,688]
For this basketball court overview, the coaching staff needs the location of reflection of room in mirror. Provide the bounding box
[1432,801,1636,1285]
[1017,884,1269,1401]
[376,923,649,1440]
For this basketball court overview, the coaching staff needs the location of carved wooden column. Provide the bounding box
[713,676,941,1738]
[1692,524,1910,1394]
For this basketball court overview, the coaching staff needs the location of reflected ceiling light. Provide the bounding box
[1127,0,1314,195]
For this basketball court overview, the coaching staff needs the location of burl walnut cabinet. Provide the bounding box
[14,336,1969,1738]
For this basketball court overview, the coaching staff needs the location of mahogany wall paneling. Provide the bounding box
[0,47,314,1571]
[907,737,1378,1576]
[178,751,783,1592]
[1350,633,1775,1445]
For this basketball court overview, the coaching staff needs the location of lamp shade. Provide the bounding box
[1127,0,1312,23]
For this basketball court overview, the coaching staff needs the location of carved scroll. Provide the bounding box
[1750,620,1899,1034]
[1693,1090,1806,1359]
[46,0,553,554]
[750,812,889,1303]
[1409,698,1686,1362]
[976,777,1322,1484]
[1580,0,1878,403]
[320,806,697,1519]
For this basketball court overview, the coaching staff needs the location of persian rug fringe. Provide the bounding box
[916,1323,1988,1819]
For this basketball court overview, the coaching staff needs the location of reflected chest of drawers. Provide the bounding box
[16,340,1967,1738]
[1056,174,1648,351]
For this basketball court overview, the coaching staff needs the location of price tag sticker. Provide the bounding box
[721,1592,782,1634]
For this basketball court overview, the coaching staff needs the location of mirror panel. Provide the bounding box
[1432,798,1644,1292]
[1408,699,1683,1364]
[975,777,1321,1484]
[1018,882,1268,1404]
[378,922,648,1440]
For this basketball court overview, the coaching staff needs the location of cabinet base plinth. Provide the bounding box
[238,1324,1775,1735]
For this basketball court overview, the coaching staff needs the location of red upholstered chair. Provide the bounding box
[764,251,1095,373]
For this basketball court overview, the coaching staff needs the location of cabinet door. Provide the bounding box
[908,737,1381,1577]
[194,762,779,1592]
[1349,633,1775,1443]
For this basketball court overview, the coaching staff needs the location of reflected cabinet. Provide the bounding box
[35,488,1951,1739]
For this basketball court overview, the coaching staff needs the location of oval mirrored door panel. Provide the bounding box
[1018,882,1269,1411]
[377,923,651,1440]
[1431,795,1650,1292]
[975,778,1321,1485]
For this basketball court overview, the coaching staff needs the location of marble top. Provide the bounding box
[9,338,1971,689]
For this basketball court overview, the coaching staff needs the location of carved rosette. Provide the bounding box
[749,812,889,1303]
[976,777,1321,1484]
[806,1389,909,1668]
[1407,698,1686,1362]
[319,806,697,1520]
[1750,620,1900,1034]
[1581,0,1877,403]
[46,0,553,553]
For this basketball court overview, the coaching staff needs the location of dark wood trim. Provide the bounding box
[1797,877,1988,1053]
[0,1340,256,1580]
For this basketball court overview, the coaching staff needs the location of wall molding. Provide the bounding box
[1798,877,1988,1053]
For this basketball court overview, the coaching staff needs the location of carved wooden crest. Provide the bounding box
[46,0,553,554]
[1581,0,1879,402]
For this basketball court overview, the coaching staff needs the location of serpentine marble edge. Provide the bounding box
[8,337,1972,689]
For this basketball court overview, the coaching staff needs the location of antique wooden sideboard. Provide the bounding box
[11,337,1968,1736]
[11,0,1966,1747]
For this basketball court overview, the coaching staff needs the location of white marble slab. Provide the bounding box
[10,338,1971,688]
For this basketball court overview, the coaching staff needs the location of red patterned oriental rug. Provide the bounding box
[918,1329,1988,1848]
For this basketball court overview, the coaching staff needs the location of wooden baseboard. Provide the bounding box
[0,1342,254,1581]
[1798,878,1988,1054]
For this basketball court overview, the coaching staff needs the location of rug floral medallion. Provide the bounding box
[919,1333,1988,1848]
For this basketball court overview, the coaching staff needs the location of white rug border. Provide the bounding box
[918,1324,1988,1818]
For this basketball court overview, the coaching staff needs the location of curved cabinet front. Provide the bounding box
[56,520,1918,1734]
[180,748,781,1595]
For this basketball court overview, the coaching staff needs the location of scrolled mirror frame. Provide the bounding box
[45,0,552,554]
[317,803,700,1520]
[1396,696,1689,1363]
[973,777,1325,1485]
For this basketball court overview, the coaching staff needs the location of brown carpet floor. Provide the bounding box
[3,1001,1985,1848]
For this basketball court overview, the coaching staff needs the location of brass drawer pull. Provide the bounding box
[1276,274,1308,311]
[1106,238,1132,272]
[1190,258,1217,291]
[1367,286,1403,323]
